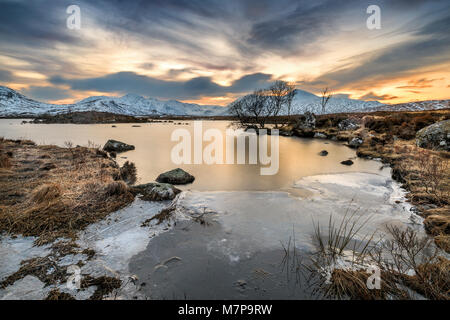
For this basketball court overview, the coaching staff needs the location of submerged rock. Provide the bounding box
[103,139,135,153]
[341,159,354,166]
[156,168,195,185]
[318,150,329,156]
[416,120,450,151]
[131,183,181,201]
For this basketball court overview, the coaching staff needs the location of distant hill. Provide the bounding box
[0,86,226,117]
[0,85,448,118]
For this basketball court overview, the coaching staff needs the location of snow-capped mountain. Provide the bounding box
[1,86,448,118]
[227,89,383,115]
[366,100,450,112]
[227,89,450,115]
[0,86,226,117]
[287,90,385,114]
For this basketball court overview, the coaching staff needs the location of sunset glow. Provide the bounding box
[0,0,449,105]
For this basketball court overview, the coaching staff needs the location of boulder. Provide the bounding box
[348,137,363,148]
[103,139,135,153]
[318,150,328,156]
[338,118,360,131]
[416,120,450,151]
[341,159,354,166]
[156,168,195,185]
[130,183,181,201]
[296,111,316,130]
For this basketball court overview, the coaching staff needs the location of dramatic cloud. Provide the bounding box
[0,0,448,104]
[21,86,72,102]
[397,78,444,89]
[312,15,450,90]
[50,72,273,100]
[359,92,398,101]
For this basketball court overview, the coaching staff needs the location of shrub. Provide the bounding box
[120,161,137,185]
[104,181,129,196]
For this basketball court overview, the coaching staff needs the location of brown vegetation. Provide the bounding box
[45,289,76,300]
[0,138,135,245]
[297,109,450,253]
[81,275,122,300]
[120,161,137,185]
[306,214,449,300]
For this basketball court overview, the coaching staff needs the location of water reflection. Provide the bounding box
[0,120,383,191]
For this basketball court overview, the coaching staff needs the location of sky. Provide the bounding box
[0,0,449,106]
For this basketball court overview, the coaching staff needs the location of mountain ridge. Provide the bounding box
[0,85,448,117]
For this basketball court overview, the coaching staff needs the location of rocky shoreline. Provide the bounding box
[277,109,449,252]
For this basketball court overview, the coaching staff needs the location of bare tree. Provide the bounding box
[269,81,296,125]
[320,87,333,114]
[229,89,271,129]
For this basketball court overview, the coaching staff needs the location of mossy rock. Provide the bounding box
[156,168,195,185]
[131,183,181,201]
[416,120,450,151]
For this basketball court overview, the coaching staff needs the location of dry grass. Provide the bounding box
[120,161,137,185]
[0,256,69,289]
[326,269,390,300]
[0,139,135,245]
[0,137,11,169]
[305,213,449,300]
[81,275,122,300]
[45,289,75,300]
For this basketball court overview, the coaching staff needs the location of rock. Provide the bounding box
[109,151,117,159]
[341,159,354,166]
[314,132,327,139]
[130,182,181,201]
[319,150,328,156]
[156,168,195,185]
[416,120,450,151]
[103,139,135,153]
[296,111,316,130]
[338,118,360,131]
[348,137,363,148]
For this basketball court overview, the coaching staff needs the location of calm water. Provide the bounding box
[0,119,382,191]
[1,119,417,299]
